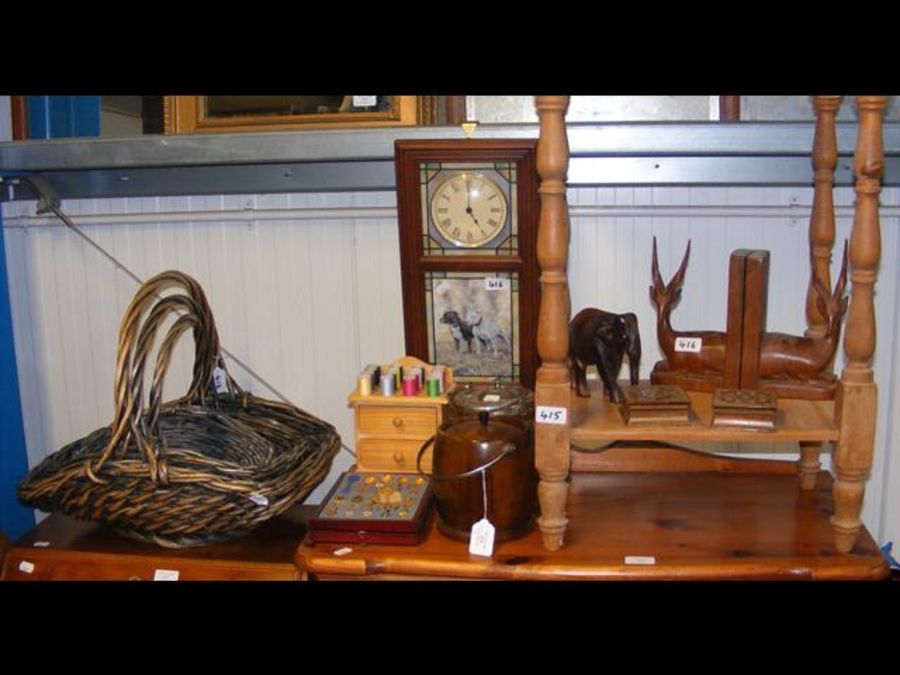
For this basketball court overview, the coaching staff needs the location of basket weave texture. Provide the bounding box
[18,271,340,547]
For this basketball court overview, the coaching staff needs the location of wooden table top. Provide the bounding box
[2,505,317,581]
[297,471,888,581]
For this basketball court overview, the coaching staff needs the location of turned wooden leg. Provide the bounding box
[537,470,569,551]
[798,441,822,490]
[830,96,887,554]
[534,368,572,551]
[831,468,866,553]
[831,381,877,553]
[535,370,571,551]
[534,95,572,552]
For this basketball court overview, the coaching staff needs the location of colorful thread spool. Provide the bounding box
[358,374,372,396]
[402,374,419,396]
[381,372,395,396]
[426,376,441,397]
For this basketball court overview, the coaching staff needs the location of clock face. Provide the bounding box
[429,173,508,248]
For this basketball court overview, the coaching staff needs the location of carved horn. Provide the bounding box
[651,236,664,291]
[668,240,692,293]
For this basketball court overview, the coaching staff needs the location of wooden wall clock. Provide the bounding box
[395,139,540,389]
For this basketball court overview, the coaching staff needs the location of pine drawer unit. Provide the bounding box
[347,357,453,473]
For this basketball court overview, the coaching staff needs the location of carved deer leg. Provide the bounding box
[798,441,822,490]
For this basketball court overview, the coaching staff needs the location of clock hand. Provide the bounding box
[464,178,482,225]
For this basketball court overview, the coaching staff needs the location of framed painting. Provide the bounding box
[163,96,426,133]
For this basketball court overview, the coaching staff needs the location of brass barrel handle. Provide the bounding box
[416,438,515,481]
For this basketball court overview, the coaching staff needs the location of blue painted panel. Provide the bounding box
[26,96,101,139]
[0,211,34,539]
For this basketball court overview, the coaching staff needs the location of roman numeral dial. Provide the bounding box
[430,172,508,248]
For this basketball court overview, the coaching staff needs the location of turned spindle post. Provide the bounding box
[799,95,841,489]
[805,95,842,338]
[534,95,572,551]
[831,95,888,553]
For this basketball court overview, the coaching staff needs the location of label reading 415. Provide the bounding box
[535,406,567,425]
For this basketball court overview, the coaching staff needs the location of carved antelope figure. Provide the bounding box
[650,237,727,375]
[758,240,849,381]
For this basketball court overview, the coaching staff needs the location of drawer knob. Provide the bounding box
[392,417,404,428]
[393,452,405,464]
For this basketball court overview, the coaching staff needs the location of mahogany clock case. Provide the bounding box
[394,139,540,390]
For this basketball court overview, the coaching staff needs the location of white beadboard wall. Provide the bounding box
[3,185,899,550]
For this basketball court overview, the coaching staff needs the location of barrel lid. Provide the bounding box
[451,383,522,415]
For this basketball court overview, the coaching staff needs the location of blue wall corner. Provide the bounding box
[26,95,101,139]
[0,210,35,539]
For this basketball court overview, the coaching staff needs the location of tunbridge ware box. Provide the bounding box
[308,472,433,545]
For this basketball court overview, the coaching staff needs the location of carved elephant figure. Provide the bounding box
[568,308,641,403]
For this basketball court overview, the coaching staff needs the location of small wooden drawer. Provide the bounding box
[357,406,438,437]
[356,438,433,473]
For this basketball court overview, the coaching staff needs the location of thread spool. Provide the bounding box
[358,375,372,396]
[381,373,395,396]
[426,376,441,397]
[402,374,419,396]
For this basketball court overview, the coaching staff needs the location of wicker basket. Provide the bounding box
[18,271,340,547]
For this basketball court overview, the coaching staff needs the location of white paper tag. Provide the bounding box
[33,541,51,548]
[353,96,377,108]
[483,394,501,403]
[624,555,657,565]
[484,277,507,291]
[153,569,180,581]
[675,337,702,353]
[249,492,269,507]
[213,367,228,393]
[333,547,353,557]
[18,560,35,574]
[535,405,567,425]
[469,518,495,557]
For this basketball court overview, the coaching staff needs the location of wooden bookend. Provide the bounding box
[740,251,770,389]
[723,250,751,388]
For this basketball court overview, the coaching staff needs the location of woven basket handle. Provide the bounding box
[96,271,228,475]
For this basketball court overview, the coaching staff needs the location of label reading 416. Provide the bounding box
[675,337,703,353]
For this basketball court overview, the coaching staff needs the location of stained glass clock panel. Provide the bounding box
[419,161,519,256]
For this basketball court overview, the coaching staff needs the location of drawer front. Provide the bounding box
[1,552,299,581]
[357,406,437,437]
[356,438,433,473]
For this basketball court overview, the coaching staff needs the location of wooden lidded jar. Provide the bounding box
[418,385,537,542]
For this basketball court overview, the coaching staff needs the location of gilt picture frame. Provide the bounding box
[163,96,425,133]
